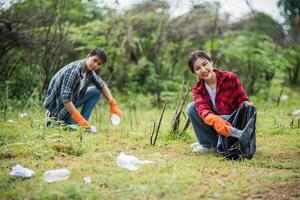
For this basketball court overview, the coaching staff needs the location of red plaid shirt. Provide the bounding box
[192,69,248,120]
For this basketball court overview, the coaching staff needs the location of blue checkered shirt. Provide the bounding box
[43,59,105,120]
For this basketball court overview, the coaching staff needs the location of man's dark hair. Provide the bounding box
[89,48,107,64]
[187,50,212,73]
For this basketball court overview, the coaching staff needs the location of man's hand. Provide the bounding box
[109,98,123,117]
[71,111,90,128]
[204,114,231,137]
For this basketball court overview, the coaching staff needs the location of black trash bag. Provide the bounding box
[216,102,257,160]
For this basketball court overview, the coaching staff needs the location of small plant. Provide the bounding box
[171,81,191,137]
[150,102,167,146]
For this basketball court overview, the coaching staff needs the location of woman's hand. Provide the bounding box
[204,114,232,137]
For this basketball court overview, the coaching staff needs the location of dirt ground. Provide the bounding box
[245,177,300,200]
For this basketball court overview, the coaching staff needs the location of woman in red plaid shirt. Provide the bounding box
[186,50,253,152]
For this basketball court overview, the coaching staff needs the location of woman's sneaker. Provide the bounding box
[190,142,210,152]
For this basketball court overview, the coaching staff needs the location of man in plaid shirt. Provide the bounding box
[186,50,253,152]
[43,48,122,130]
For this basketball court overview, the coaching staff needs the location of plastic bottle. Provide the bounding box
[83,176,92,184]
[111,114,121,125]
[229,127,243,138]
[89,125,97,133]
[43,168,70,183]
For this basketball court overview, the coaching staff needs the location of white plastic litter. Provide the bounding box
[116,152,153,171]
[10,164,35,178]
[8,119,14,123]
[229,127,243,138]
[292,109,300,116]
[19,112,28,118]
[280,95,288,101]
[111,114,121,125]
[43,168,70,183]
[83,176,91,184]
[216,179,225,187]
[89,125,97,133]
[212,192,220,198]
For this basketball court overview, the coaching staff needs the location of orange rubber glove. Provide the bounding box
[204,113,232,137]
[71,111,90,128]
[109,98,123,117]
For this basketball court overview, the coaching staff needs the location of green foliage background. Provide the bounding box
[0,0,299,109]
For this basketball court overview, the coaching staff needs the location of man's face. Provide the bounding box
[193,58,213,80]
[86,55,103,71]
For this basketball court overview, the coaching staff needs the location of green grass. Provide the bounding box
[1,89,300,199]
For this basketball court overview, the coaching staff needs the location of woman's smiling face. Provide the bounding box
[193,57,214,80]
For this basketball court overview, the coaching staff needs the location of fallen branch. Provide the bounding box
[149,121,156,145]
[182,118,191,133]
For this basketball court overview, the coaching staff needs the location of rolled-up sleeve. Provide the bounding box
[61,68,78,103]
[91,71,106,90]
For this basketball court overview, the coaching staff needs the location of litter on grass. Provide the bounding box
[10,164,35,178]
[279,94,289,101]
[89,125,97,133]
[292,109,300,116]
[19,112,28,118]
[83,176,92,184]
[116,152,153,171]
[111,114,121,125]
[43,168,70,183]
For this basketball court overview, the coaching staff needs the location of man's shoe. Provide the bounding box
[45,111,51,128]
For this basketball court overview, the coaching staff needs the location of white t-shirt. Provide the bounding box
[204,82,217,112]
[79,72,87,92]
